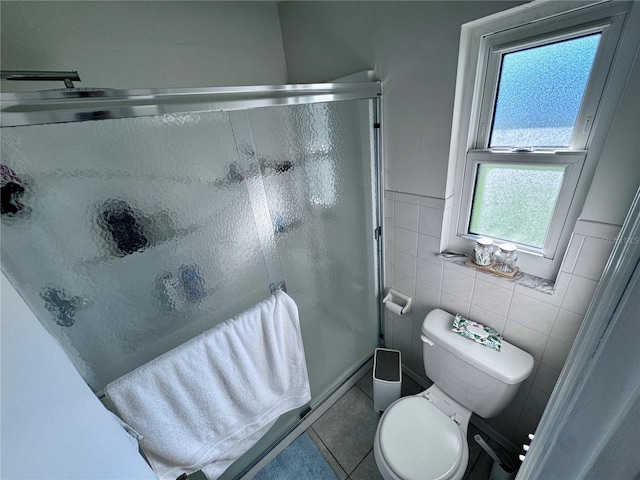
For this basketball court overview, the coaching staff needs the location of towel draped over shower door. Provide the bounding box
[105,290,311,480]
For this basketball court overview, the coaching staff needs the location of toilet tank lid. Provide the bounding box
[422,309,534,385]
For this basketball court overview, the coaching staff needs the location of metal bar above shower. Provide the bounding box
[0,81,382,127]
[1,70,81,88]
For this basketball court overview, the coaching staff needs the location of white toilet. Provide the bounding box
[374,308,534,480]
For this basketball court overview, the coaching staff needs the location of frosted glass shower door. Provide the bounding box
[247,99,380,403]
[0,111,279,392]
[1,90,382,480]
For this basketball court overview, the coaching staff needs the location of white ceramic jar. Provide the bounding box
[493,243,518,273]
[473,237,494,266]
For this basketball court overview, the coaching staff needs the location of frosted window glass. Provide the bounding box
[469,163,565,248]
[489,33,601,148]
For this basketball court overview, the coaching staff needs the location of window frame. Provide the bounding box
[446,1,633,280]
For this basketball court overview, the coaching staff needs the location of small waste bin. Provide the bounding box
[373,348,402,412]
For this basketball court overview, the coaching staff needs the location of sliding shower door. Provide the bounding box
[1,110,280,391]
[1,85,381,478]
[246,100,379,402]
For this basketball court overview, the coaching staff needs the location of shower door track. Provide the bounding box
[0,82,382,127]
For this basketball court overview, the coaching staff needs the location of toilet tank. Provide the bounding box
[421,309,534,418]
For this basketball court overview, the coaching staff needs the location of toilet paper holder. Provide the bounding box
[383,288,412,315]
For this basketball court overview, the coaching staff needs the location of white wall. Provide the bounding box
[278,1,526,199]
[582,51,640,225]
[1,1,287,91]
[0,273,157,480]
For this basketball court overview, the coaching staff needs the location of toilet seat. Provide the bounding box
[378,396,464,480]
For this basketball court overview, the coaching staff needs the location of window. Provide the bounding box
[462,150,584,260]
[488,33,601,149]
[448,1,633,279]
[470,162,565,248]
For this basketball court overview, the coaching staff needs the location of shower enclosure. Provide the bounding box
[0,82,383,477]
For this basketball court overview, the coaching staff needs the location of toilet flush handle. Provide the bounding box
[420,334,434,346]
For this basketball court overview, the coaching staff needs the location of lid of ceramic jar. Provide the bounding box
[476,237,494,246]
[498,243,517,252]
[379,396,463,480]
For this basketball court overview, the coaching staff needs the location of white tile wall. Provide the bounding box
[508,292,559,336]
[382,190,620,448]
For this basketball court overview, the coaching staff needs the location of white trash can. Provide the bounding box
[373,348,402,412]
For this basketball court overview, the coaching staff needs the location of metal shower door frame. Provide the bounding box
[0,82,382,127]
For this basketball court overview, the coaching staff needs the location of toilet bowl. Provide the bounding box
[374,309,534,480]
[374,386,470,480]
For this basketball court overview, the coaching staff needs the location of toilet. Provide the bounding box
[374,308,534,480]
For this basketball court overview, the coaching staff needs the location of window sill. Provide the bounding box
[440,254,555,295]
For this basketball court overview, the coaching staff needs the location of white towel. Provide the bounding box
[104,290,311,480]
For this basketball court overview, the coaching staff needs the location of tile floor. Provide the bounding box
[305,370,504,480]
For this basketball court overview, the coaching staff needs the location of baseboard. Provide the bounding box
[401,365,431,389]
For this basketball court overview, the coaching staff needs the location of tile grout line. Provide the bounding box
[316,382,380,479]
[347,447,375,477]
[355,382,374,402]
[309,424,349,479]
